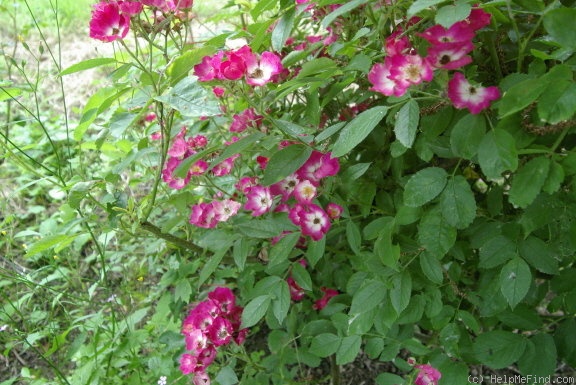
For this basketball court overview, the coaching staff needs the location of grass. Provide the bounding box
[0,0,94,34]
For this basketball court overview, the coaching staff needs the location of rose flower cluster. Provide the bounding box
[194,45,283,87]
[180,287,247,385]
[89,0,193,42]
[368,7,500,114]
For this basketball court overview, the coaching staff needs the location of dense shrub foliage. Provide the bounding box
[1,0,575,384]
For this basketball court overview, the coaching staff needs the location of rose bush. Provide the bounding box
[2,0,575,384]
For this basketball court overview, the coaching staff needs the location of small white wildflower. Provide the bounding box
[106,294,117,303]
[157,376,167,385]
[0,325,8,332]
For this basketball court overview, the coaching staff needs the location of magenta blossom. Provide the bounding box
[208,287,236,314]
[426,41,474,70]
[244,50,283,86]
[220,47,250,80]
[89,1,130,42]
[212,199,241,222]
[189,202,219,229]
[194,52,224,81]
[270,174,300,201]
[447,72,500,114]
[230,108,264,133]
[298,204,331,241]
[297,150,340,184]
[208,317,233,346]
[414,364,442,385]
[117,1,143,15]
[244,186,273,216]
[180,353,198,375]
[193,371,211,385]
[294,180,317,204]
[326,203,343,220]
[388,54,434,89]
[313,287,338,310]
[368,62,405,97]
[287,276,306,301]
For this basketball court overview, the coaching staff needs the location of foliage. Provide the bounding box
[1,0,576,384]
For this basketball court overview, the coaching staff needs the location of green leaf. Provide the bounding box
[350,280,387,315]
[509,156,550,209]
[497,305,542,330]
[376,373,405,385]
[479,235,517,269]
[450,114,486,159]
[477,129,518,180]
[0,87,23,102]
[341,162,372,183]
[519,236,558,275]
[321,0,369,28]
[374,228,400,270]
[390,272,412,314]
[233,238,252,271]
[537,66,576,124]
[394,100,420,148]
[346,221,362,255]
[417,207,457,258]
[306,237,325,267]
[554,319,576,367]
[272,119,314,143]
[498,77,547,118]
[309,333,341,358]
[315,121,346,143]
[365,337,384,359]
[420,253,443,284]
[215,366,239,385]
[241,295,271,329]
[457,310,481,334]
[262,144,312,186]
[543,8,576,50]
[436,361,470,385]
[268,231,300,268]
[439,176,477,229]
[518,194,564,237]
[68,180,97,209]
[25,234,77,257]
[473,330,527,369]
[154,77,220,117]
[296,57,339,78]
[292,261,313,291]
[59,57,117,76]
[174,146,216,178]
[439,323,461,357]
[336,335,362,365]
[198,248,226,288]
[404,167,449,207]
[251,0,276,20]
[74,87,129,141]
[167,47,215,85]
[208,132,266,173]
[332,106,388,157]
[268,330,290,353]
[542,161,565,194]
[272,281,291,324]
[518,334,557,378]
[174,280,192,303]
[435,2,471,28]
[500,257,532,309]
[364,217,394,240]
[407,0,447,17]
[272,8,295,52]
[237,217,296,239]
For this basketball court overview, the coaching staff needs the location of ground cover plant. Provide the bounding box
[1,0,576,384]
